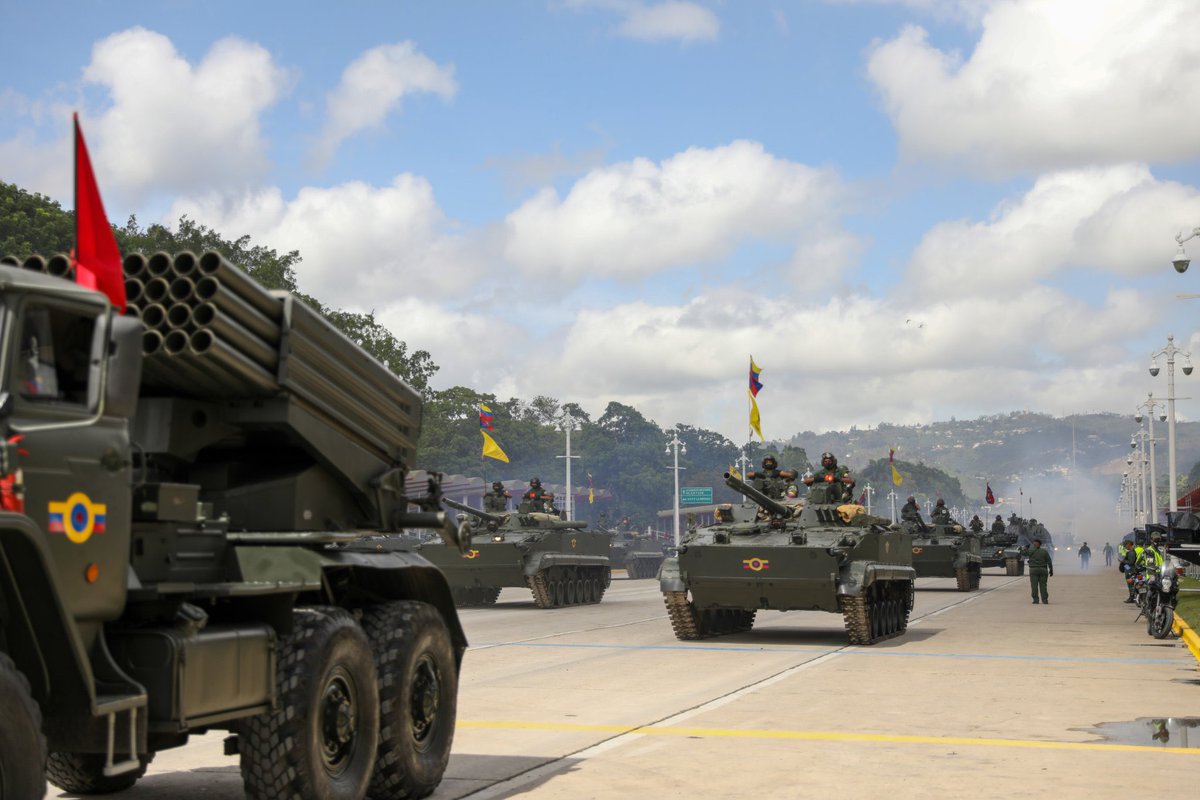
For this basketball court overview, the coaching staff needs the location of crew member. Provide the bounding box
[931,499,951,525]
[483,481,511,513]
[969,514,984,534]
[991,516,1006,536]
[519,477,556,513]
[802,452,854,501]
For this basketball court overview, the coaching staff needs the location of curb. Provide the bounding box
[1172,612,1200,669]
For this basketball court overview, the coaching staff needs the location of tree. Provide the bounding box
[0,181,73,256]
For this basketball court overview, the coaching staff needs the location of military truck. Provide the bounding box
[0,251,467,800]
[902,519,983,590]
[606,526,669,578]
[419,497,612,607]
[659,474,915,645]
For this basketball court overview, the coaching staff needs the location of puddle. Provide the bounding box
[1081,718,1200,749]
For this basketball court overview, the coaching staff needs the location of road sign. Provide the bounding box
[680,487,713,505]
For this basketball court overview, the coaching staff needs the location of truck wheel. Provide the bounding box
[240,608,380,800]
[45,752,153,794]
[361,601,457,800]
[0,652,46,799]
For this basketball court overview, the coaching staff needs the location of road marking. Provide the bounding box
[458,720,1200,756]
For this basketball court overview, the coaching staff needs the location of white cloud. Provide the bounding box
[906,165,1200,297]
[169,175,485,309]
[503,140,846,282]
[313,42,456,166]
[83,28,289,200]
[866,1,1200,174]
[563,0,719,43]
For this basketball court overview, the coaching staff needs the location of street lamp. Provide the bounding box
[886,489,898,523]
[665,432,687,547]
[863,482,875,516]
[1172,226,1200,273]
[556,412,580,520]
[1149,335,1192,513]
[1135,394,1163,524]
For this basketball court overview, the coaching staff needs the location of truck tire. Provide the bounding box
[240,608,380,800]
[361,601,457,800]
[45,752,153,794]
[0,652,46,799]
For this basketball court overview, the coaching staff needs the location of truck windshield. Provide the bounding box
[15,304,97,406]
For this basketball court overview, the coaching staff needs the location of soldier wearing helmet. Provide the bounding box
[746,454,794,500]
[802,452,855,501]
[931,498,952,525]
[483,481,511,513]
[519,477,557,513]
[900,495,928,531]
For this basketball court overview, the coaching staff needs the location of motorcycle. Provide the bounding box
[1146,557,1184,639]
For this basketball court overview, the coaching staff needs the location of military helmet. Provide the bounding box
[762,454,778,469]
[530,477,541,486]
[935,499,946,507]
[907,496,915,503]
[492,481,504,491]
[820,452,836,467]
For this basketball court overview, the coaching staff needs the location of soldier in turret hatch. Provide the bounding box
[991,516,1006,536]
[969,514,984,534]
[746,454,791,500]
[901,496,925,526]
[519,477,556,513]
[802,452,855,502]
[931,499,951,525]
[483,481,511,513]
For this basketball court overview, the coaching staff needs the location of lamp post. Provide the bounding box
[1135,395,1162,524]
[887,489,898,523]
[864,482,875,516]
[1150,336,1193,513]
[666,432,687,547]
[556,412,580,520]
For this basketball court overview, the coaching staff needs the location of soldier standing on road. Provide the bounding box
[1078,542,1091,570]
[483,481,511,513]
[1027,538,1053,604]
[969,514,984,534]
[1102,542,1114,566]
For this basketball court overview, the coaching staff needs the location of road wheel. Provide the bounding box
[361,602,458,800]
[554,580,566,607]
[0,652,46,799]
[240,607,380,800]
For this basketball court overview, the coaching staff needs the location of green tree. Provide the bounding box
[0,181,73,256]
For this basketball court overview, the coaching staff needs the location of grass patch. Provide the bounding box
[1179,577,1200,631]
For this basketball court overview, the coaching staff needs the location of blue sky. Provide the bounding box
[5,0,1200,445]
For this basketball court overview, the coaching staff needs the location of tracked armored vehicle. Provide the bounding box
[659,474,915,645]
[979,524,1025,575]
[419,498,612,607]
[0,251,466,800]
[607,527,669,578]
[903,519,983,590]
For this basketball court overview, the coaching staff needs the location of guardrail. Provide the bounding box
[1173,612,1200,669]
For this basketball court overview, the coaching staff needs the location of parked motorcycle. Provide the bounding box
[1146,557,1184,639]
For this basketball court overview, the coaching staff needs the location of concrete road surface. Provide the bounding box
[46,569,1200,799]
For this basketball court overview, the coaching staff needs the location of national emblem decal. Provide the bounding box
[570,537,578,549]
[48,492,107,544]
[742,557,769,572]
[912,546,923,554]
[463,549,481,559]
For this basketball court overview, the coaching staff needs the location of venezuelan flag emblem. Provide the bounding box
[741,557,770,572]
[463,549,481,559]
[48,492,107,544]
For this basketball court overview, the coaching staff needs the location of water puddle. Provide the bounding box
[1081,718,1200,749]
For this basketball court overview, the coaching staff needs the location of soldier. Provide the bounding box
[931,499,951,525]
[483,481,511,513]
[969,514,984,534]
[1102,541,1114,566]
[1078,542,1091,570]
[518,477,556,513]
[1027,538,1053,604]
[991,516,1006,536]
[901,496,925,525]
[746,454,791,500]
[802,452,855,501]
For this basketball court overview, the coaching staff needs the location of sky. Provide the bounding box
[5,0,1200,446]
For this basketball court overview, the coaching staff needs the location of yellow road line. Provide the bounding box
[1173,612,1200,668]
[459,720,1200,755]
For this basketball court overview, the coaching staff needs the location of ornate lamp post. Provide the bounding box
[556,412,580,520]
[1149,337,1193,513]
[666,432,687,547]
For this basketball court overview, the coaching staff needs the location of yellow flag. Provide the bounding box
[728,464,742,480]
[481,430,509,463]
[749,390,763,441]
[891,465,903,486]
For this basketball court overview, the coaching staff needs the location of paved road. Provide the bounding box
[47,569,1200,799]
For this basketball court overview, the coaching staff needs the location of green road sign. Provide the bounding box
[680,487,713,505]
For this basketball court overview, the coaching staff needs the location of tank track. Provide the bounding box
[528,566,609,608]
[451,586,502,607]
[954,566,981,591]
[663,592,755,640]
[842,581,911,645]
[1005,558,1024,576]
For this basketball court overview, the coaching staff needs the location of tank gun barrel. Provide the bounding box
[442,497,506,526]
[724,472,790,518]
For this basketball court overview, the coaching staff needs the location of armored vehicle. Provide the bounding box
[979,524,1025,575]
[902,519,983,590]
[0,251,467,800]
[419,498,612,607]
[606,527,670,578]
[659,474,915,645]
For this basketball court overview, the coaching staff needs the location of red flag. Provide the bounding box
[73,113,125,312]
[985,483,995,505]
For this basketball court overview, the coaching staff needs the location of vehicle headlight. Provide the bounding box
[1161,577,1173,591]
